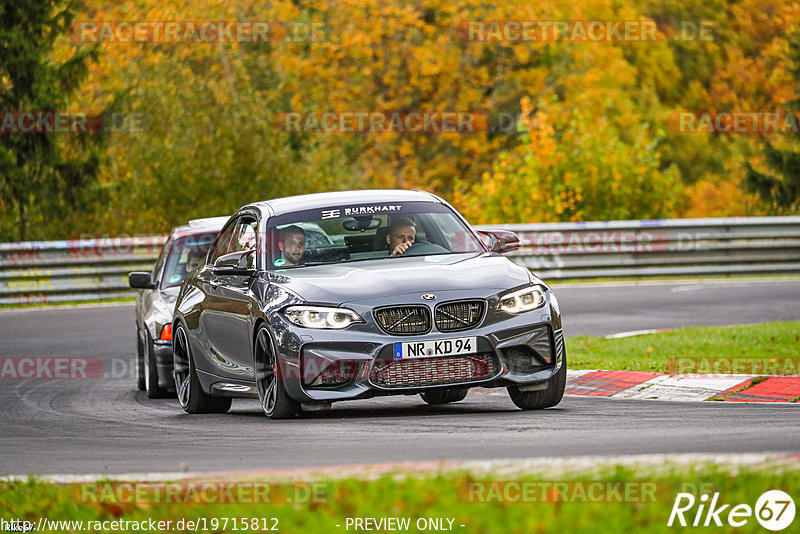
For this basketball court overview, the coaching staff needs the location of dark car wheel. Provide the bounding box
[507,355,567,410]
[144,333,170,399]
[420,388,469,405]
[136,330,146,391]
[173,324,231,414]
[254,326,299,420]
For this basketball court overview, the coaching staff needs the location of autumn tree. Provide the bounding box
[0,0,103,240]
[457,95,682,223]
[745,33,800,212]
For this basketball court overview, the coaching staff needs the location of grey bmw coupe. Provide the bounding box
[172,190,565,418]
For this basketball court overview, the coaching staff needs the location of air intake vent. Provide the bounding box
[370,354,497,388]
[374,306,431,335]
[435,300,484,331]
[555,330,565,360]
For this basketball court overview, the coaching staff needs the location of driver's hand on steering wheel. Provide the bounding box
[390,241,413,256]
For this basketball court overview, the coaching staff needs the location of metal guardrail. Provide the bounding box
[481,216,800,279]
[0,236,165,305]
[1,217,799,305]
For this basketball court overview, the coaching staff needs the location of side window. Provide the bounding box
[209,218,239,265]
[151,240,168,280]
[230,217,258,253]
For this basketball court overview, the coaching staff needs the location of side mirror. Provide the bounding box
[213,249,256,275]
[478,230,521,254]
[129,272,155,289]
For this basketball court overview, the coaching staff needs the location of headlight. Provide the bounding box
[283,306,364,329]
[497,285,547,314]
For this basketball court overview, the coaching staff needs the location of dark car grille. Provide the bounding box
[435,300,485,331]
[374,306,431,335]
[370,354,497,388]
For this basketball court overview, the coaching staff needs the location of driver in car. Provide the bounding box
[185,254,204,273]
[278,225,306,266]
[386,217,416,256]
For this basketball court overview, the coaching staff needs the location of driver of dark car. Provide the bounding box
[386,217,416,256]
[278,225,306,265]
[185,254,204,273]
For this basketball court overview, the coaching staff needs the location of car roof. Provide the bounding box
[170,216,229,238]
[244,189,442,217]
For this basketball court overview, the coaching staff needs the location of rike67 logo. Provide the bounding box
[668,490,795,531]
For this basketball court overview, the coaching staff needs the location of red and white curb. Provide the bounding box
[566,370,800,402]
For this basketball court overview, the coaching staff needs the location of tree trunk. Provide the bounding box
[18,202,26,242]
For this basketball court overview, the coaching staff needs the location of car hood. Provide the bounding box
[150,287,180,322]
[269,253,533,304]
[161,286,180,304]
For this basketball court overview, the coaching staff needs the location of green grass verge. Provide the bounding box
[1,464,797,533]
[568,321,800,374]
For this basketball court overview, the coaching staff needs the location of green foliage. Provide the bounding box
[459,96,683,223]
[3,0,800,239]
[745,33,800,213]
[2,466,799,534]
[0,0,104,241]
[567,320,800,374]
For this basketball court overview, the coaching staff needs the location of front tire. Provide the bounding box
[254,326,299,419]
[173,324,231,414]
[420,388,469,405]
[507,355,567,410]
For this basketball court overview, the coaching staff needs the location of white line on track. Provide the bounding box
[552,277,800,289]
[4,453,798,483]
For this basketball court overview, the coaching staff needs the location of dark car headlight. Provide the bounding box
[283,306,364,329]
[497,285,547,314]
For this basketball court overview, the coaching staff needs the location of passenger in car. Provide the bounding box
[386,217,416,256]
[278,225,307,265]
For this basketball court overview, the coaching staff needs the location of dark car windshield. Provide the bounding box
[264,201,485,269]
[160,233,216,287]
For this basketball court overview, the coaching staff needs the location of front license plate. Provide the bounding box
[393,337,477,360]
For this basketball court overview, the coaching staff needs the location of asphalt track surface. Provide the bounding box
[1,279,798,475]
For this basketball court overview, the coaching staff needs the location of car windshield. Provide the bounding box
[161,233,216,287]
[264,201,485,269]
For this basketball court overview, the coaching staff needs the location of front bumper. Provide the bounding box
[152,340,175,390]
[271,291,565,403]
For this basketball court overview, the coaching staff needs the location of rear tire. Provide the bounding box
[420,388,469,405]
[507,355,567,410]
[255,326,300,420]
[173,324,231,414]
